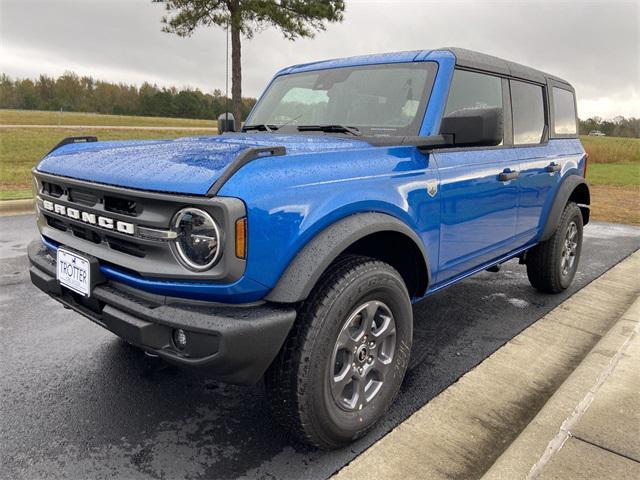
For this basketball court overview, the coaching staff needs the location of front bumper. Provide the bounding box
[28,240,296,384]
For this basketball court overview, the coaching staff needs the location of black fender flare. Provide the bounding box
[539,175,590,242]
[265,212,431,303]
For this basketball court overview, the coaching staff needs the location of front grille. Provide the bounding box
[70,224,101,244]
[68,188,98,207]
[46,212,146,257]
[34,170,246,282]
[42,181,64,198]
[106,235,146,258]
[46,215,67,232]
[104,195,138,217]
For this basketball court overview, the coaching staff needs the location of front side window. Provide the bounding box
[511,80,546,144]
[552,87,577,135]
[246,62,437,136]
[443,69,503,116]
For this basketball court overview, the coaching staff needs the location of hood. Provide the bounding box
[37,133,371,195]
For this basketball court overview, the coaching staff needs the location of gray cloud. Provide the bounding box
[1,0,638,118]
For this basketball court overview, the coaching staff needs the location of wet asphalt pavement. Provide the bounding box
[1,214,638,480]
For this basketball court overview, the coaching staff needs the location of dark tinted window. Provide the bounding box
[511,80,546,144]
[552,87,577,135]
[444,69,503,116]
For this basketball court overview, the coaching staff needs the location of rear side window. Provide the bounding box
[511,80,546,145]
[552,87,577,135]
[444,70,503,116]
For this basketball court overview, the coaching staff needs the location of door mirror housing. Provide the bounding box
[217,112,236,134]
[440,107,503,147]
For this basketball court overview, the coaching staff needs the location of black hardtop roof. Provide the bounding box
[440,47,573,90]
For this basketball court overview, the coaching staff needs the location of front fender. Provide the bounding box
[265,212,431,303]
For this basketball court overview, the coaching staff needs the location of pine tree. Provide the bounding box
[153,0,345,124]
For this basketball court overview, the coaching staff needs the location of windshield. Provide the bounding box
[246,62,437,136]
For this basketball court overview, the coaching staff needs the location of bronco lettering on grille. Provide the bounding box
[42,200,135,235]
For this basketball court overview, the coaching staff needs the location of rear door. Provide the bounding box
[433,69,520,284]
[509,79,556,242]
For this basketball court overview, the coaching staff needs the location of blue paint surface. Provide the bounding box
[38,134,369,195]
[276,50,428,76]
[36,49,587,304]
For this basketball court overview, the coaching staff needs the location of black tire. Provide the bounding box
[266,255,413,449]
[527,202,583,293]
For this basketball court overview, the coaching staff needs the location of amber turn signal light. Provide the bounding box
[235,217,247,259]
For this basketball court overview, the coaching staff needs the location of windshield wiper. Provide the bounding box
[297,124,361,136]
[242,124,277,132]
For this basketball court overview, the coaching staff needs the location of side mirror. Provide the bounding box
[440,107,503,147]
[217,112,236,134]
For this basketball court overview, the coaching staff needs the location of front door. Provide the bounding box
[433,69,519,284]
[434,149,519,283]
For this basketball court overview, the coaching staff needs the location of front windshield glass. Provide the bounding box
[246,62,437,136]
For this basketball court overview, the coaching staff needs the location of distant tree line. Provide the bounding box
[0,72,256,120]
[1,72,639,136]
[579,116,639,138]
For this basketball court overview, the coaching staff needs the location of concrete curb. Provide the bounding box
[482,296,640,479]
[333,251,640,480]
[0,198,35,216]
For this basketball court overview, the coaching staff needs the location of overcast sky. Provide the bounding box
[1,0,638,119]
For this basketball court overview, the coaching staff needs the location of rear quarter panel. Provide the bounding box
[532,138,587,239]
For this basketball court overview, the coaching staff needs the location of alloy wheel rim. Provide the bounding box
[329,300,397,412]
[561,221,579,276]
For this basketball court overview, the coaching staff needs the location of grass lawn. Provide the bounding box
[1,120,638,225]
[580,135,640,164]
[579,136,639,225]
[586,163,639,187]
[0,109,216,128]
[0,127,207,200]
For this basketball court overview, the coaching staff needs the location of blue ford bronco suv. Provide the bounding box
[29,48,589,449]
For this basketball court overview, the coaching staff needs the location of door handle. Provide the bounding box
[546,162,562,173]
[499,169,520,182]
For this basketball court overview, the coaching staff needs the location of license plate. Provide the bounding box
[57,249,91,297]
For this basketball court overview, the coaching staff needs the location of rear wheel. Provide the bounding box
[526,202,583,293]
[266,255,413,449]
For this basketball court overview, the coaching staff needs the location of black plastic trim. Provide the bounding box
[28,240,296,385]
[45,136,98,157]
[207,146,286,196]
[265,212,431,303]
[539,175,590,242]
[361,134,453,149]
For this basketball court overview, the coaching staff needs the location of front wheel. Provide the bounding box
[266,255,413,449]
[526,202,584,293]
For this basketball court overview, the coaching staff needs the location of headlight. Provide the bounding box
[172,208,222,271]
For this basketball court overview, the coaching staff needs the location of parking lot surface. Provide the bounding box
[1,214,638,480]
